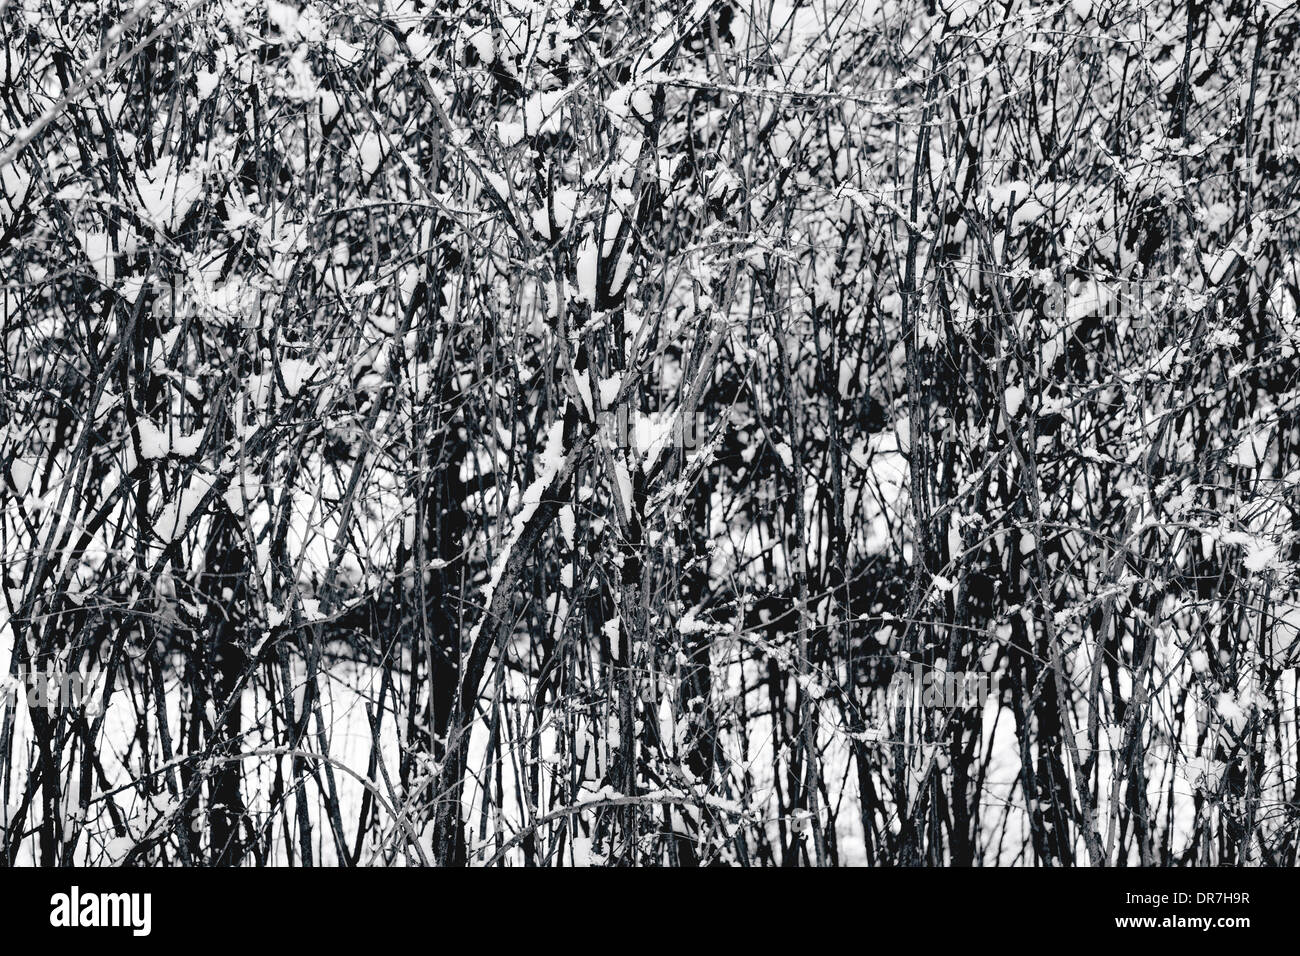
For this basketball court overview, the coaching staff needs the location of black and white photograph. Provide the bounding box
[0,0,1296,922]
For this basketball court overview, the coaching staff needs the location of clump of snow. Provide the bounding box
[677,611,712,636]
[598,375,621,409]
[355,132,386,178]
[223,468,262,517]
[942,0,979,28]
[574,238,598,305]
[559,505,576,548]
[1230,429,1271,468]
[135,158,203,232]
[136,419,202,460]
[77,230,115,287]
[603,617,621,660]
[6,458,37,495]
[154,474,216,543]
[320,88,341,124]
[553,187,578,231]
[497,120,525,147]
[1004,384,1025,418]
[278,358,317,398]
[531,206,552,238]
[1243,540,1279,574]
[137,420,169,460]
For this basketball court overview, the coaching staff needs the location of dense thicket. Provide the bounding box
[2,0,1299,866]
